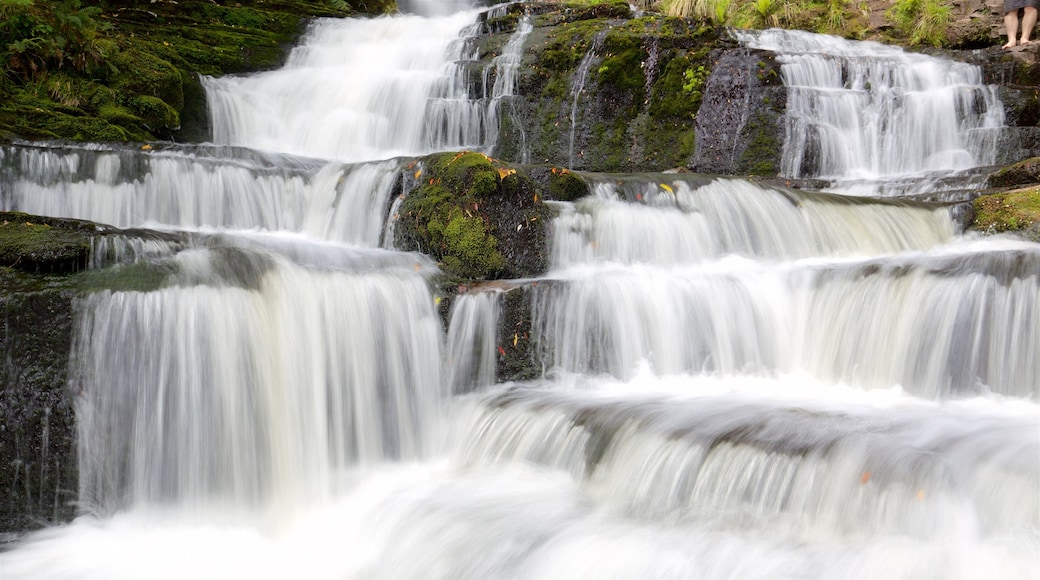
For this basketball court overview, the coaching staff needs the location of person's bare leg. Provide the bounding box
[1021,6,1038,44]
[1005,10,1021,48]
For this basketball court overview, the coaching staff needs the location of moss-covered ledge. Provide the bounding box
[394,151,553,281]
[973,187,1040,240]
[0,212,113,274]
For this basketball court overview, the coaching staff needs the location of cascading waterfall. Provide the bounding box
[204,7,531,162]
[551,177,958,267]
[0,143,399,246]
[74,251,443,520]
[2,6,1037,580]
[736,29,1005,196]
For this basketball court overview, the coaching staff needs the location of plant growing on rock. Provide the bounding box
[887,0,951,46]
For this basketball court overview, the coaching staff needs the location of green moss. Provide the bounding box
[400,152,509,279]
[0,215,93,274]
[596,32,645,92]
[649,55,701,118]
[111,46,184,109]
[438,208,506,277]
[127,95,180,132]
[548,167,590,201]
[973,189,1040,236]
[0,106,131,141]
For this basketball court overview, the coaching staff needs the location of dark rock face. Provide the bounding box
[691,47,785,176]
[0,277,78,537]
[968,49,1040,165]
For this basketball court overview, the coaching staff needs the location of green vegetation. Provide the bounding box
[398,152,509,279]
[887,0,951,46]
[974,189,1040,239]
[547,167,590,201]
[0,0,395,142]
[0,212,94,273]
[624,0,957,44]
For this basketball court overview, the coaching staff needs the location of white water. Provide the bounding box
[2,9,1038,580]
[485,15,534,162]
[204,6,530,163]
[736,29,1005,196]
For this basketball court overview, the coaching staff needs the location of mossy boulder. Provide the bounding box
[395,152,551,280]
[526,165,591,201]
[988,157,1040,188]
[0,212,111,274]
[973,187,1040,239]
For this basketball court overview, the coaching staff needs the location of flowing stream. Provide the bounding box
[1,5,1038,580]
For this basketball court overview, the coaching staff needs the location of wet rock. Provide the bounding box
[489,9,723,172]
[691,47,785,176]
[0,273,78,536]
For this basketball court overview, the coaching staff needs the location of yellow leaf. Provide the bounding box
[497,167,516,179]
[141,144,152,151]
[660,183,673,193]
[414,169,422,179]
[512,333,518,346]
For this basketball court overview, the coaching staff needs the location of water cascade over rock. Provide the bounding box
[736,29,1006,196]
[0,3,1037,580]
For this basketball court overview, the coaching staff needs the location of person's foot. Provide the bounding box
[1004,39,1018,49]
[1021,39,1034,45]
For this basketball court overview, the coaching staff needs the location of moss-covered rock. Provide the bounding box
[489,7,723,172]
[973,188,1040,239]
[988,157,1040,188]
[396,152,551,280]
[0,212,110,274]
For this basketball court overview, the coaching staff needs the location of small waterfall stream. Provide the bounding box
[569,32,608,168]
[736,29,1005,196]
[1,6,1037,580]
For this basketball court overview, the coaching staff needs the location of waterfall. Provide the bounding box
[551,177,957,267]
[445,291,501,395]
[485,15,533,162]
[74,251,442,519]
[2,8,1037,580]
[569,32,608,168]
[0,143,400,246]
[735,29,1005,196]
[204,7,532,163]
